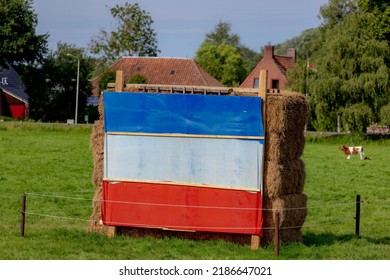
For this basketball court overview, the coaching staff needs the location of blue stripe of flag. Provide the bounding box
[103,92,264,137]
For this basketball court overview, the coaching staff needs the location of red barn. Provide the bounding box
[0,66,29,119]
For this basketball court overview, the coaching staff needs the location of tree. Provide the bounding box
[274,28,319,60]
[0,0,48,67]
[343,103,374,132]
[195,21,258,86]
[358,0,390,41]
[205,21,240,47]
[196,42,246,87]
[287,0,390,132]
[319,0,358,27]
[379,104,390,125]
[128,74,147,84]
[89,2,159,65]
[19,43,95,122]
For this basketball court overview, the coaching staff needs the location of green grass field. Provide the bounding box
[0,122,389,259]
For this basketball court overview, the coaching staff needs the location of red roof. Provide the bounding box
[274,55,296,75]
[92,57,224,95]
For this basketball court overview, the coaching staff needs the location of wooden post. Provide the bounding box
[258,70,268,122]
[251,235,260,250]
[107,226,117,238]
[274,211,280,256]
[20,193,26,237]
[251,70,268,250]
[115,70,124,92]
[355,194,361,239]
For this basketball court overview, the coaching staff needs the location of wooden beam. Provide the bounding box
[258,70,267,100]
[258,70,268,144]
[251,235,260,250]
[258,70,268,251]
[103,178,261,193]
[107,131,264,140]
[107,226,117,238]
[115,70,124,92]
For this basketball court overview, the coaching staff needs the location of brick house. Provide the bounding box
[90,57,224,100]
[240,44,296,90]
[0,65,29,119]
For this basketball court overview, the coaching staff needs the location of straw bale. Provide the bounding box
[266,92,310,134]
[261,228,303,244]
[263,194,308,230]
[98,95,104,120]
[87,119,107,235]
[90,120,104,187]
[264,159,305,198]
[261,194,307,243]
[265,130,306,162]
[87,187,110,234]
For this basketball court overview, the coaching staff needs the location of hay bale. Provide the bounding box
[98,95,104,120]
[90,120,104,187]
[266,92,310,134]
[87,187,110,234]
[265,130,306,162]
[265,93,309,162]
[262,228,303,244]
[264,159,305,198]
[87,119,107,234]
[261,193,307,244]
[262,194,307,237]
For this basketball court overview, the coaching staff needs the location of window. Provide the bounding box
[253,78,259,89]
[271,79,279,89]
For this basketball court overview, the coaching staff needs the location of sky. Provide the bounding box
[32,0,329,58]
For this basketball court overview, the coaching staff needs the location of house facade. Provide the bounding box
[0,66,29,119]
[91,57,224,99]
[240,45,296,90]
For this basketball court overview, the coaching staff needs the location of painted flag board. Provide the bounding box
[102,92,264,235]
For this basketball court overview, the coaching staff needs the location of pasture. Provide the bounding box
[0,122,389,259]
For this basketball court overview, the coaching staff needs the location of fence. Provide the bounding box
[17,192,373,256]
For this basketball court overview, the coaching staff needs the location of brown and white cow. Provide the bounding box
[338,145,365,160]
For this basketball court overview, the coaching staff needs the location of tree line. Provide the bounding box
[287,0,390,132]
[1,0,389,132]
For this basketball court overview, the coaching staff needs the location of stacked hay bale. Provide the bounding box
[262,92,310,243]
[87,89,310,245]
[87,98,108,235]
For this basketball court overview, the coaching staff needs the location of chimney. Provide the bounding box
[263,44,274,59]
[287,48,296,63]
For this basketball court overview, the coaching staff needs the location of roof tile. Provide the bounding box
[92,57,223,95]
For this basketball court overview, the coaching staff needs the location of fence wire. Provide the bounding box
[16,191,380,233]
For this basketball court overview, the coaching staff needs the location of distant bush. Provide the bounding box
[380,104,390,125]
[342,103,374,133]
[128,74,147,84]
[99,71,116,91]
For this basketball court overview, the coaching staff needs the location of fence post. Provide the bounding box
[274,211,280,256]
[355,194,361,239]
[20,193,26,237]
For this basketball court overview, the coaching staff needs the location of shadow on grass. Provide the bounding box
[303,232,355,246]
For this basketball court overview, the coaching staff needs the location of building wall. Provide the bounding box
[0,91,28,119]
[240,45,294,90]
